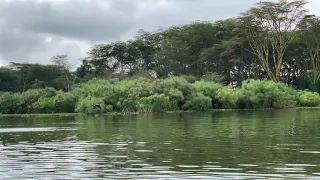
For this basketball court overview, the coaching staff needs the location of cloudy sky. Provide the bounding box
[0,0,319,69]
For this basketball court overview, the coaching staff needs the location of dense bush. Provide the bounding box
[297,91,320,107]
[19,87,57,113]
[193,81,238,108]
[183,93,212,111]
[178,75,198,83]
[32,91,78,113]
[200,72,225,84]
[0,77,319,114]
[75,96,106,115]
[237,79,297,109]
[0,92,21,114]
[136,93,171,112]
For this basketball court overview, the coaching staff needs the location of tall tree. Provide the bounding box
[9,62,69,92]
[9,62,33,92]
[240,0,308,82]
[51,54,73,91]
[297,15,320,87]
[0,68,20,92]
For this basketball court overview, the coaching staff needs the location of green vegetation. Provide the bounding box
[0,77,319,115]
[1,0,320,115]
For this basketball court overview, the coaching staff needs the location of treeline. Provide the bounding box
[1,0,320,114]
[0,55,76,92]
[75,0,320,92]
[0,77,319,114]
[1,0,319,93]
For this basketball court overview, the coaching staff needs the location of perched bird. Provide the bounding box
[93,104,101,109]
[93,104,104,115]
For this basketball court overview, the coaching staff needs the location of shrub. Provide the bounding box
[182,93,212,111]
[136,93,171,112]
[0,92,21,114]
[165,88,185,110]
[1,77,320,115]
[193,81,238,108]
[19,87,57,113]
[34,91,79,113]
[54,92,79,113]
[216,87,239,108]
[201,72,225,84]
[238,79,297,109]
[75,96,105,114]
[178,75,198,83]
[152,77,193,109]
[297,91,320,107]
[115,78,154,111]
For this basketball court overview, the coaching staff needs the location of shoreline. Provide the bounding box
[0,107,319,118]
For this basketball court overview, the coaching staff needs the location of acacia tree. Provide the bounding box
[297,15,320,86]
[9,62,32,92]
[51,54,72,91]
[240,0,308,82]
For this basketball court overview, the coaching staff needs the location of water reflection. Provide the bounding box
[0,109,320,179]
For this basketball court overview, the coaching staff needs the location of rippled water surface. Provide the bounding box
[1,109,320,179]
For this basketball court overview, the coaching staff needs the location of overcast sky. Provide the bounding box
[0,0,319,69]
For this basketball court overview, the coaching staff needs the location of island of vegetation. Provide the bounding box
[1,0,320,115]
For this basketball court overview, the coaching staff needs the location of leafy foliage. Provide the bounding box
[297,91,320,107]
[1,0,320,114]
[238,79,297,109]
[0,77,319,115]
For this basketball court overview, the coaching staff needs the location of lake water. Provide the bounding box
[0,109,320,179]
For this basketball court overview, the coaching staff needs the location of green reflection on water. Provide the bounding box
[0,109,320,178]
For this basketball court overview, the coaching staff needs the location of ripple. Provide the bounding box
[0,128,57,133]
[105,155,128,159]
[203,167,243,171]
[135,150,153,153]
[2,111,320,179]
[174,149,184,151]
[300,151,320,154]
[177,165,201,168]
[238,164,259,167]
[286,164,318,167]
[274,167,305,173]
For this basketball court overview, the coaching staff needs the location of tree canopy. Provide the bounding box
[1,0,320,93]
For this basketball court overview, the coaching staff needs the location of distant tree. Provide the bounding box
[240,0,308,81]
[0,67,20,92]
[51,54,73,91]
[297,15,320,87]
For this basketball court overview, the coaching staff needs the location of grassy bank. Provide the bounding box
[1,77,320,115]
[0,113,81,118]
[1,107,320,118]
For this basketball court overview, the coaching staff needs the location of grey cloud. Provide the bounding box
[0,0,136,42]
[0,0,317,67]
[0,28,44,62]
[0,24,83,67]
[27,37,83,69]
[0,0,265,43]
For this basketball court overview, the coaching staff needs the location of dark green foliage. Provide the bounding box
[32,91,78,113]
[17,88,57,114]
[193,81,238,109]
[0,92,21,114]
[238,79,297,109]
[187,93,212,111]
[1,1,320,115]
[178,75,198,83]
[200,72,226,84]
[136,93,171,112]
[0,68,20,92]
[0,77,319,115]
